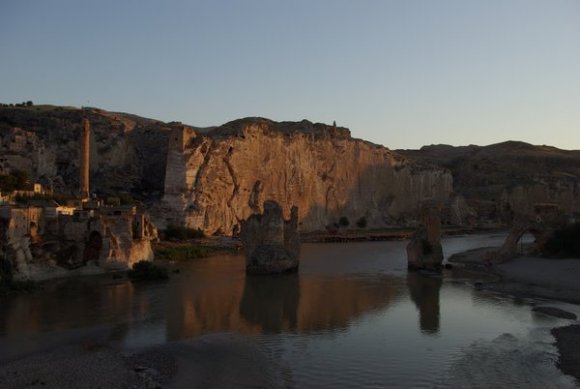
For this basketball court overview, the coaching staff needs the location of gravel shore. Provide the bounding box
[0,334,274,389]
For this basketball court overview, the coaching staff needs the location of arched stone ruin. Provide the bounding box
[495,203,567,261]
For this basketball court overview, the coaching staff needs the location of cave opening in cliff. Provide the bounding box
[83,231,103,265]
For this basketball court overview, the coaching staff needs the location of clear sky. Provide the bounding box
[1,0,579,150]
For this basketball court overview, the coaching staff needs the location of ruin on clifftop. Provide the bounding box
[240,200,300,274]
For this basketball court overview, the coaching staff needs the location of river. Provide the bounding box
[0,233,578,387]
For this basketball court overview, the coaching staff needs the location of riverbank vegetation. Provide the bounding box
[545,222,580,258]
[155,245,220,261]
[0,261,39,296]
[127,260,168,281]
[163,225,205,241]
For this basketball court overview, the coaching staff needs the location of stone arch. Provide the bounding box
[83,231,103,265]
[495,204,567,261]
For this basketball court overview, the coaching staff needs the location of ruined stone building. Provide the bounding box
[0,115,158,281]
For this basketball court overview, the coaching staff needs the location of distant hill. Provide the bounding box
[399,141,580,222]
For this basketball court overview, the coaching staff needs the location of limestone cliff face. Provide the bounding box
[0,106,171,199]
[0,107,453,234]
[159,118,453,234]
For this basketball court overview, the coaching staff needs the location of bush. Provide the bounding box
[155,245,216,261]
[105,197,121,206]
[118,193,135,205]
[356,216,367,229]
[127,260,168,281]
[338,216,350,227]
[14,192,71,205]
[0,170,29,193]
[1,258,39,295]
[544,223,580,258]
[164,225,205,241]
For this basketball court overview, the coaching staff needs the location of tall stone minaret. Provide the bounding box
[79,116,90,199]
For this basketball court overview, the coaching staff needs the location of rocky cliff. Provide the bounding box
[0,106,171,200]
[399,141,580,223]
[158,118,453,234]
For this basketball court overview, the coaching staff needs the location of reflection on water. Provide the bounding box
[240,274,300,332]
[0,234,577,387]
[407,272,442,334]
[0,256,403,343]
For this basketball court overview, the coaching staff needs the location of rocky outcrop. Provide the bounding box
[406,200,444,270]
[240,201,300,274]
[159,118,453,234]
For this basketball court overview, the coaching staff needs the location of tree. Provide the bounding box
[11,170,29,189]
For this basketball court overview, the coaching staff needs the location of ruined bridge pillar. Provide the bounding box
[240,201,300,274]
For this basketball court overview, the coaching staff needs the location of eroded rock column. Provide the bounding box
[406,200,444,271]
[240,201,300,274]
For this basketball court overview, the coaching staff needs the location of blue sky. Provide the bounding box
[1,0,579,149]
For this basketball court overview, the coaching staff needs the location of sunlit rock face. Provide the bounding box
[159,118,453,234]
[0,107,453,234]
[240,201,300,274]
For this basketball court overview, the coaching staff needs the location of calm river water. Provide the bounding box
[1,234,579,387]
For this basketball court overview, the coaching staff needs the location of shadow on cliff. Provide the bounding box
[296,161,450,233]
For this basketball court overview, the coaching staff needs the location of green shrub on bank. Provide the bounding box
[0,170,29,193]
[127,260,168,281]
[155,246,216,261]
[544,222,580,258]
[356,216,367,229]
[14,192,71,205]
[164,225,205,241]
